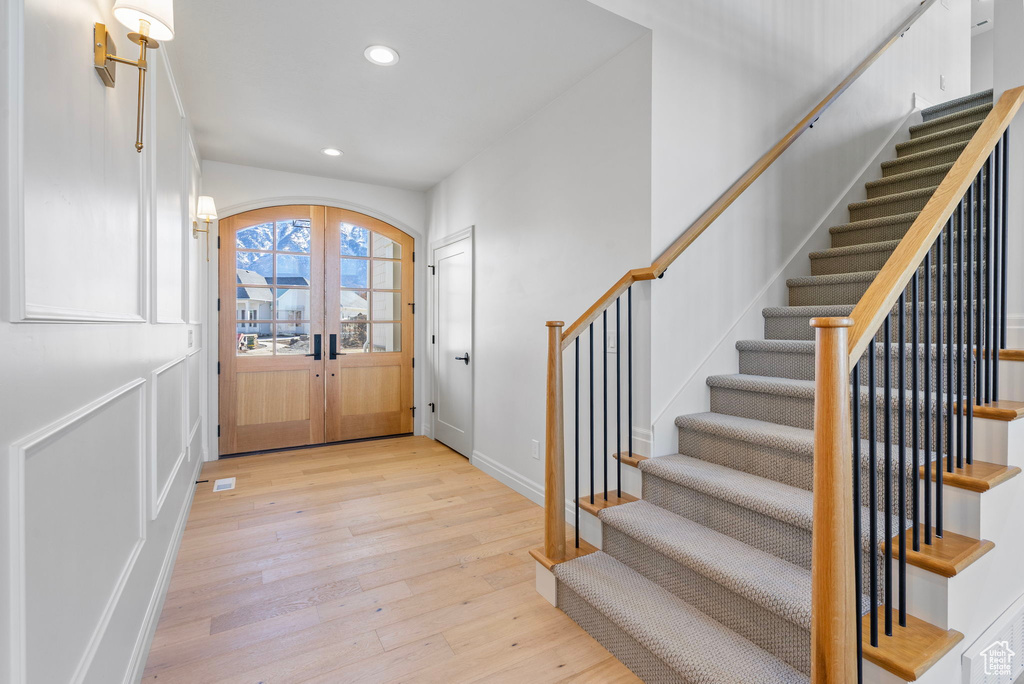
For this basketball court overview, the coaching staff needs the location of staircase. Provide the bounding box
[540,90,1024,683]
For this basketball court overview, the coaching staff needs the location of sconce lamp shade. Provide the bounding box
[197,196,218,221]
[113,0,175,41]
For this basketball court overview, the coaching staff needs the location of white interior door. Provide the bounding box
[432,230,473,456]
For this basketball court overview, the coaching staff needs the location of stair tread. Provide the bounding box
[910,102,992,135]
[787,269,879,288]
[919,90,993,119]
[639,454,904,540]
[921,459,1022,491]
[849,185,938,209]
[809,239,901,260]
[737,337,982,358]
[865,163,953,188]
[554,551,809,683]
[890,524,994,578]
[829,211,920,235]
[897,123,982,151]
[881,143,966,170]
[600,500,814,629]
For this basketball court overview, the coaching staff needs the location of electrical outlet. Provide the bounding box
[531,439,540,460]
[940,74,947,91]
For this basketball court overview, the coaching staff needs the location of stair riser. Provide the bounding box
[912,108,990,137]
[850,192,933,221]
[867,167,950,199]
[557,584,685,684]
[832,220,917,248]
[897,126,980,157]
[788,266,987,307]
[738,348,977,393]
[764,304,980,341]
[642,472,886,599]
[676,428,917,517]
[815,233,982,274]
[882,146,965,177]
[602,526,811,675]
[921,95,992,122]
[708,385,953,453]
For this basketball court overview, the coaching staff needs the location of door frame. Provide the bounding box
[429,225,474,453]
[206,197,425,461]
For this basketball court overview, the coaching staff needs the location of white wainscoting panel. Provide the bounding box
[9,379,146,684]
[151,357,187,519]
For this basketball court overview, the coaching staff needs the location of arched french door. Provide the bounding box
[218,205,414,455]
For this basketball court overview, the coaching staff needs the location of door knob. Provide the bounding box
[455,353,470,365]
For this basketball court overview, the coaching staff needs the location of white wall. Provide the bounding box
[1,1,206,682]
[588,0,970,451]
[200,161,429,455]
[426,35,653,502]
[972,29,994,92]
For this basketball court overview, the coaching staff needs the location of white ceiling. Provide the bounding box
[167,0,646,190]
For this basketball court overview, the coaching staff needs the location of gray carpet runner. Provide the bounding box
[552,90,994,682]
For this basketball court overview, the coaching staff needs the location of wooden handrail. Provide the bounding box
[846,85,1024,365]
[809,317,858,684]
[558,0,938,349]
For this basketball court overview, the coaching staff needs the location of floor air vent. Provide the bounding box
[963,591,1024,683]
[213,477,236,492]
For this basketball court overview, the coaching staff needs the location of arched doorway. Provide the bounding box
[218,205,414,455]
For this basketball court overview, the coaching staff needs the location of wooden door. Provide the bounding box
[324,208,415,441]
[219,206,326,455]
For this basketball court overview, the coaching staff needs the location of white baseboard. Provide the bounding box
[471,449,545,507]
[122,457,203,684]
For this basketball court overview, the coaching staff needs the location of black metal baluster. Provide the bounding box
[868,334,879,646]
[603,310,608,501]
[968,177,978,466]
[1001,132,1010,353]
[574,339,580,548]
[976,168,985,407]
[852,361,864,683]
[884,316,893,636]
[912,272,920,552]
[957,196,965,470]
[627,286,633,482]
[993,142,1002,401]
[923,248,933,545]
[936,229,944,538]
[946,217,954,476]
[986,156,995,403]
[616,299,622,497]
[589,323,594,505]
[898,293,907,626]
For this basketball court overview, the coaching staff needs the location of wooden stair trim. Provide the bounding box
[612,451,648,468]
[919,460,1021,492]
[861,609,964,681]
[887,524,994,578]
[971,400,1024,422]
[529,539,598,571]
[577,491,638,516]
[1000,349,1024,361]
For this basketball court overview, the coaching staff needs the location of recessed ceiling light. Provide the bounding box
[364,45,399,66]
[321,148,343,157]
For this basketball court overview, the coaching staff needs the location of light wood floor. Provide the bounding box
[143,436,640,683]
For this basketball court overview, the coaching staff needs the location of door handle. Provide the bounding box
[329,334,338,360]
[455,353,470,365]
[306,334,322,360]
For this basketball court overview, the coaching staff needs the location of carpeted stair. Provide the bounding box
[551,89,994,683]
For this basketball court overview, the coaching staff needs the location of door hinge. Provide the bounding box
[411,406,416,417]
[429,402,435,413]
[428,265,435,275]
[431,334,435,344]
[217,236,221,249]
[408,302,415,315]
[217,298,221,311]
[217,361,221,375]
[412,357,415,368]
[412,251,415,263]
[217,424,221,437]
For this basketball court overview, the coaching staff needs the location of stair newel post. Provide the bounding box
[545,321,567,561]
[810,317,858,683]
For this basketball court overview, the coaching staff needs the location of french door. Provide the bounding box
[219,205,414,455]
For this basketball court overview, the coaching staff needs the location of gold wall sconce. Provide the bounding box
[94,1,175,152]
[193,196,218,262]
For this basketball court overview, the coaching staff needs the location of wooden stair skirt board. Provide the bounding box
[888,524,995,577]
[862,610,964,681]
[920,460,1022,492]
